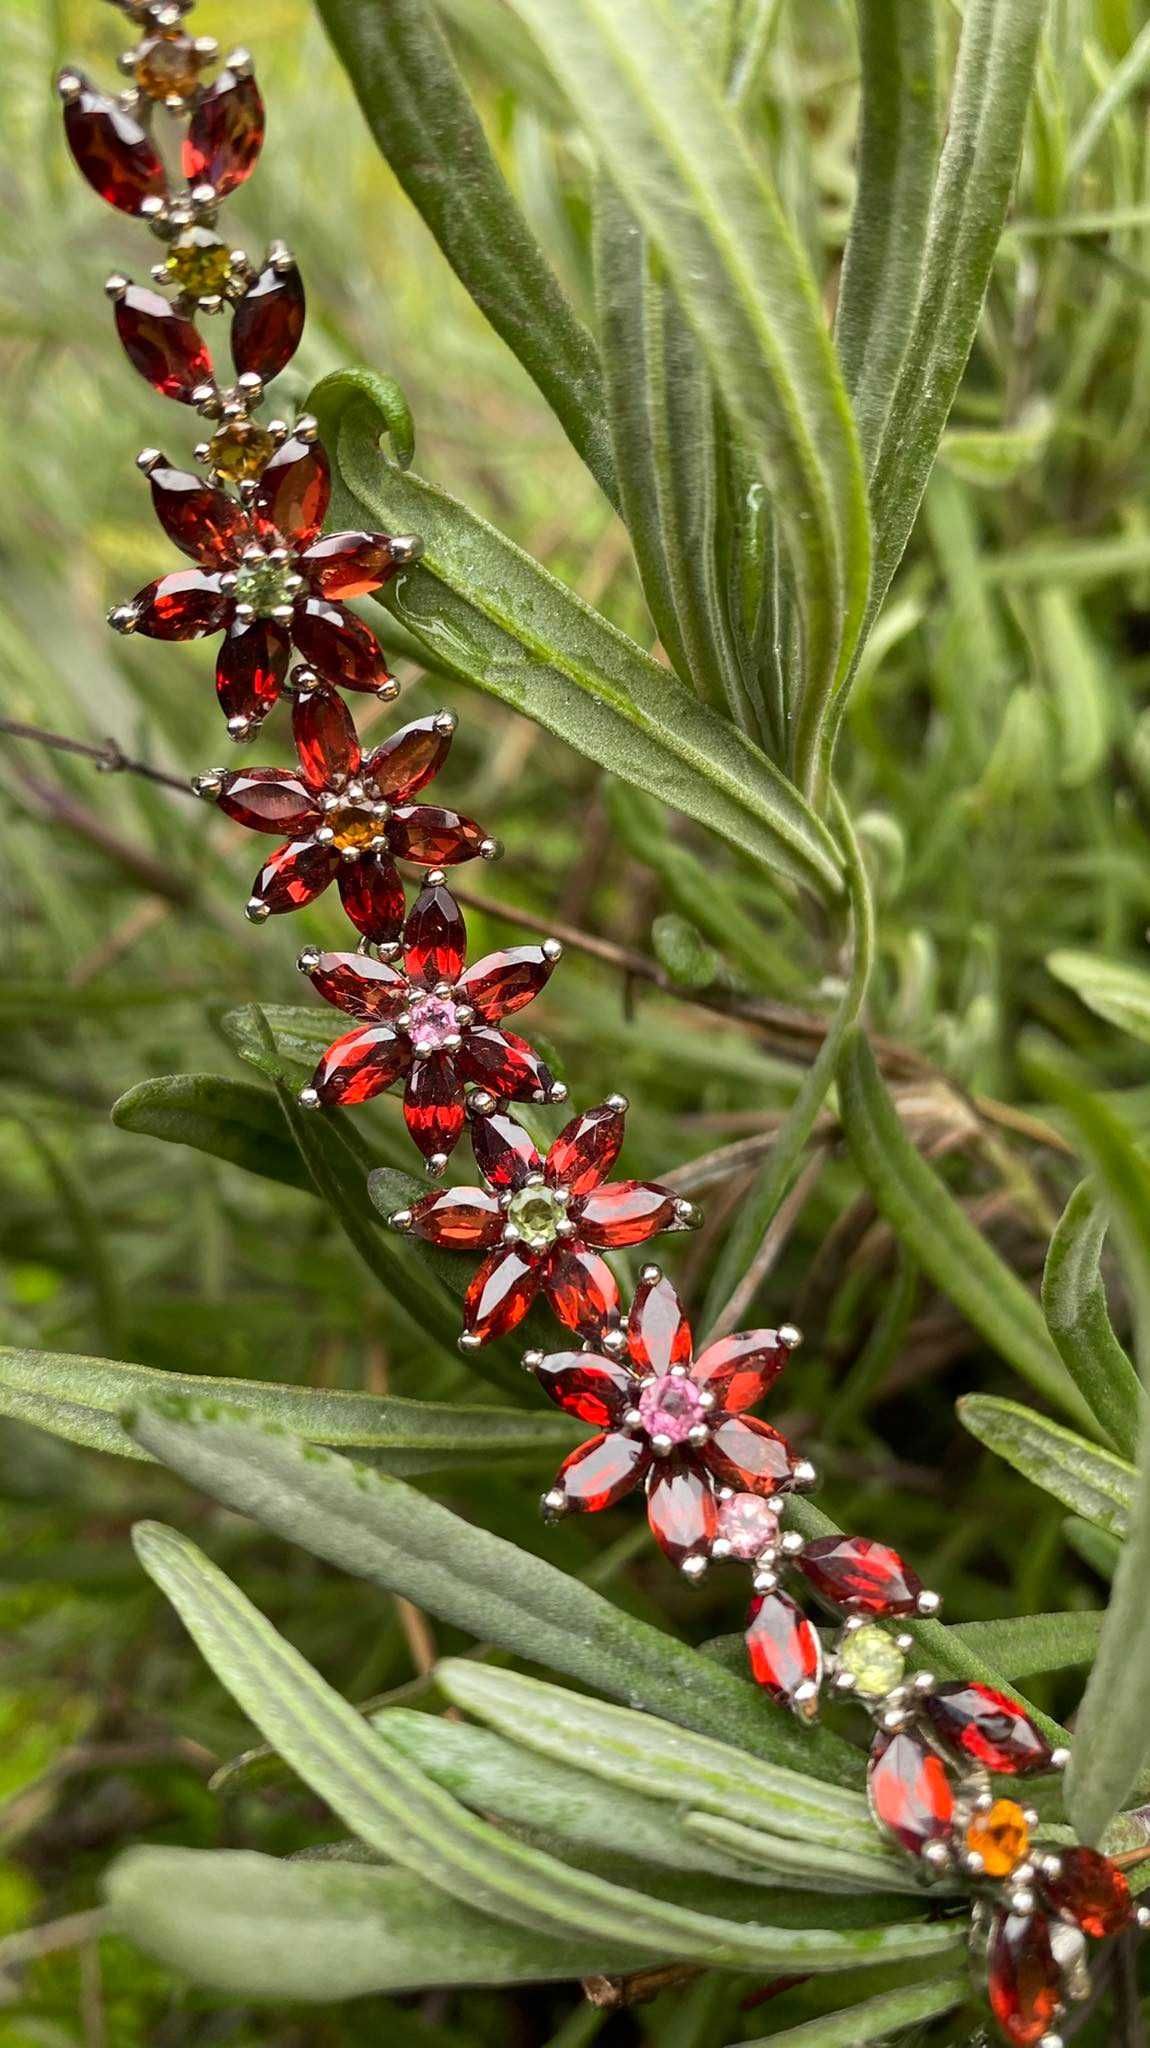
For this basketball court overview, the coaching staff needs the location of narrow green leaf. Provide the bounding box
[1066,1421,1150,1841]
[27,1125,124,1354]
[680,1811,927,1895]
[958,1393,1134,1537]
[1034,590,1110,789]
[940,408,1054,490]
[837,1029,1087,1423]
[1047,949,1150,1048]
[313,371,845,902]
[0,1346,574,1471]
[834,0,940,469]
[132,1524,956,1973]
[313,0,617,501]
[499,0,871,797]
[1067,19,1150,179]
[1042,1179,1144,1459]
[741,1977,968,2048]
[107,1848,639,1999]
[112,1074,312,1193]
[944,1611,1103,1679]
[125,1401,861,1784]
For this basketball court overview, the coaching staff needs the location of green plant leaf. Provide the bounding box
[1034,588,1110,789]
[106,1848,640,1999]
[1047,950,1150,1047]
[1066,1418,1150,1840]
[131,1523,957,1973]
[944,1611,1103,1678]
[125,1400,860,1784]
[112,1074,312,1192]
[741,1976,968,2048]
[1042,1179,1144,1458]
[958,1393,1134,1537]
[496,0,871,798]
[834,0,940,470]
[313,0,617,502]
[837,1029,1087,1423]
[0,1347,574,1472]
[678,1811,926,1895]
[312,370,845,904]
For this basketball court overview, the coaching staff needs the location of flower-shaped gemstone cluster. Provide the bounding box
[528,1270,801,1574]
[195,685,495,940]
[392,1100,694,1344]
[297,882,565,1166]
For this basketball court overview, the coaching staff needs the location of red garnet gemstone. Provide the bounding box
[183,68,265,197]
[464,1247,541,1343]
[293,687,360,790]
[254,435,330,546]
[1042,1847,1133,1937]
[745,1590,822,1714]
[404,882,466,987]
[407,1187,503,1250]
[923,1684,1053,1777]
[533,1353,634,1428]
[366,717,453,803]
[305,952,404,1020]
[546,1244,620,1333]
[301,532,397,601]
[216,619,290,726]
[388,806,485,865]
[293,599,391,694]
[231,259,305,382]
[62,78,168,215]
[216,769,320,835]
[647,1466,719,1568]
[986,1908,1063,2047]
[628,1270,692,1374]
[797,1536,923,1618]
[310,1024,410,1108]
[148,464,248,567]
[337,855,405,946]
[115,287,213,403]
[552,1432,649,1513]
[135,569,229,639]
[403,1053,466,1163]
[459,1027,553,1101]
[547,1103,626,1196]
[250,838,335,914]
[458,945,556,1023]
[471,1111,541,1189]
[692,1330,785,1413]
[576,1181,678,1248]
[867,1730,955,1856]
[703,1415,793,1498]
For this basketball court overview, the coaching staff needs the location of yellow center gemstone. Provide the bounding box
[329,805,379,852]
[134,30,203,101]
[837,1624,905,1700]
[166,228,233,298]
[208,419,274,484]
[965,1799,1030,1879]
[507,1186,567,1250]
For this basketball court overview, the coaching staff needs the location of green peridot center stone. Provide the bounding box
[507,1185,567,1250]
[233,558,292,616]
[839,1624,905,1699]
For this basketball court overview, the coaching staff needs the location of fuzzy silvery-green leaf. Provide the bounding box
[741,1976,969,2048]
[1047,950,1150,1047]
[112,1074,312,1193]
[958,1394,1134,1537]
[1042,1179,1144,1458]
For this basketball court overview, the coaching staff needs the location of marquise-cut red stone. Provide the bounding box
[745,1590,822,1713]
[293,687,360,789]
[471,1111,541,1189]
[63,79,168,215]
[406,1187,503,1250]
[545,1244,619,1333]
[149,464,248,567]
[231,259,305,382]
[293,598,391,694]
[552,1431,649,1513]
[464,1246,540,1343]
[216,769,320,835]
[365,717,453,803]
[702,1415,793,1498]
[533,1352,634,1427]
[986,1908,1063,2047]
[216,619,290,725]
[923,1684,1053,1776]
[305,951,404,1020]
[404,882,467,987]
[135,569,230,639]
[310,1024,410,1107]
[115,287,213,402]
[628,1270,692,1374]
[1041,1846,1133,1937]
[250,838,335,914]
[458,1027,553,1100]
[797,1536,923,1618]
[692,1330,785,1413]
[336,853,405,945]
[388,806,485,865]
[457,945,556,1022]
[867,1729,955,1856]
[403,1052,466,1162]
[254,435,330,546]
[647,1465,719,1567]
[576,1181,677,1248]
[301,531,397,601]
[183,69,265,197]
[546,1103,625,1196]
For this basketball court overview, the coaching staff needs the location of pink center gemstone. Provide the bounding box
[717,1491,780,1561]
[406,992,460,1055]
[637,1373,708,1445]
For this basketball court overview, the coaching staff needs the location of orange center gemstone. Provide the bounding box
[966,1799,1030,1878]
[329,805,379,852]
[208,419,274,483]
[135,31,203,101]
